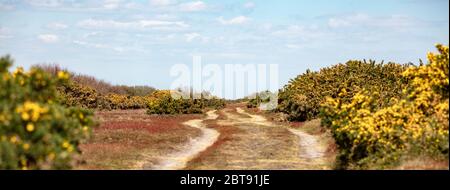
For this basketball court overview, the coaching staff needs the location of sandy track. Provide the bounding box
[238,108,327,161]
[148,110,220,170]
[186,107,330,170]
[288,128,327,163]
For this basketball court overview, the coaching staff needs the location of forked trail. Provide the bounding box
[142,106,331,170]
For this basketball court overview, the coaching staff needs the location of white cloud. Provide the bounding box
[273,25,306,36]
[26,0,63,7]
[179,1,206,12]
[155,14,177,20]
[103,0,122,10]
[123,2,140,9]
[184,32,200,42]
[77,19,189,30]
[73,40,125,52]
[285,44,301,49]
[82,31,104,38]
[271,25,325,42]
[47,22,68,30]
[72,40,147,53]
[26,0,142,10]
[218,16,250,25]
[0,35,12,39]
[150,0,174,6]
[0,2,15,10]
[0,27,13,39]
[38,34,59,43]
[243,2,255,9]
[328,13,369,28]
[328,13,417,30]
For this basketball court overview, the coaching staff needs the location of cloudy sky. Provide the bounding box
[0,0,449,97]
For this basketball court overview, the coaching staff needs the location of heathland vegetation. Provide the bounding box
[0,60,225,169]
[278,44,449,169]
[0,57,95,169]
[0,44,448,170]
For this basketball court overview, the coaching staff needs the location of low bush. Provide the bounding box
[278,60,409,121]
[147,90,225,114]
[320,45,449,169]
[0,56,95,169]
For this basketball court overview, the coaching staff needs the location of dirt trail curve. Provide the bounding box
[139,107,330,170]
[148,110,220,170]
[185,107,330,170]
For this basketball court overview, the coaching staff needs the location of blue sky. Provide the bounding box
[0,0,449,98]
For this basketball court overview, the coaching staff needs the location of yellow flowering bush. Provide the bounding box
[147,90,201,114]
[320,44,449,169]
[105,93,148,109]
[278,60,409,121]
[0,55,95,169]
[58,81,112,110]
[147,90,225,114]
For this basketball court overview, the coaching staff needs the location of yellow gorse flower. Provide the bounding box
[26,123,35,132]
[15,101,49,122]
[62,141,70,149]
[23,143,30,150]
[12,67,24,78]
[57,71,70,80]
[10,136,17,144]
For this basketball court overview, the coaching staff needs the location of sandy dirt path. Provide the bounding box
[148,110,220,170]
[185,107,331,170]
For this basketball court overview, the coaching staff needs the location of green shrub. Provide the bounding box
[0,55,95,169]
[278,60,409,121]
[320,45,449,169]
[58,81,112,110]
[147,90,225,115]
[105,93,149,110]
[247,90,278,111]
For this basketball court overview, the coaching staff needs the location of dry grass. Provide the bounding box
[242,107,337,168]
[394,155,449,170]
[185,106,333,170]
[76,110,202,170]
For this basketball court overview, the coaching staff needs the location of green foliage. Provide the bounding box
[35,64,156,97]
[247,90,276,110]
[278,60,409,121]
[58,81,112,110]
[105,93,149,109]
[147,90,225,114]
[320,45,449,169]
[0,55,95,169]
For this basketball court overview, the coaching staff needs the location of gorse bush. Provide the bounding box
[278,60,409,121]
[105,93,149,109]
[247,91,273,108]
[0,56,95,169]
[36,64,226,112]
[35,64,156,110]
[35,64,156,96]
[147,90,225,114]
[320,44,449,169]
[58,81,152,110]
[71,74,156,96]
[247,90,278,111]
[58,81,112,110]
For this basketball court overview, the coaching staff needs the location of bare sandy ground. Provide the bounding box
[185,107,332,170]
[82,106,333,170]
[144,110,220,170]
